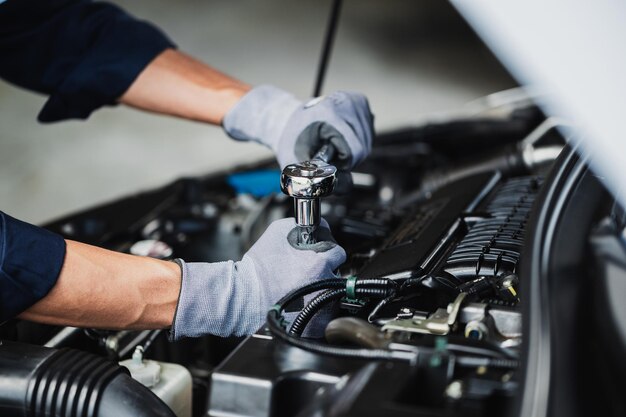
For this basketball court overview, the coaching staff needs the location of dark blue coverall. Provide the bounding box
[0,0,174,321]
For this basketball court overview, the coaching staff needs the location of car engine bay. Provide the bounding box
[6,89,625,417]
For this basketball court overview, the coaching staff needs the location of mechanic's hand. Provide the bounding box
[222,85,374,169]
[170,218,346,339]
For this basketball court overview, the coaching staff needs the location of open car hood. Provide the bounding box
[452,1,626,206]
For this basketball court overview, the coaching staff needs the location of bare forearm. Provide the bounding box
[120,48,250,124]
[19,240,181,330]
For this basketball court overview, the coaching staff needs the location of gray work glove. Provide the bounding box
[170,218,346,339]
[222,85,374,169]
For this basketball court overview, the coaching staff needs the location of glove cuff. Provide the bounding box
[169,258,261,340]
[222,84,301,151]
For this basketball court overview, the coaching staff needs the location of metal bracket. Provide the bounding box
[382,293,467,335]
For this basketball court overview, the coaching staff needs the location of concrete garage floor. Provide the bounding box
[0,0,516,225]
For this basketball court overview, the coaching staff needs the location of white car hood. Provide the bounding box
[452,1,626,205]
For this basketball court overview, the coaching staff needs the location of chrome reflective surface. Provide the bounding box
[280,161,337,199]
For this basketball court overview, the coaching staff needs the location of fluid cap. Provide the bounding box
[119,346,161,388]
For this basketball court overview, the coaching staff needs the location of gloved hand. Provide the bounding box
[170,218,346,339]
[222,85,374,169]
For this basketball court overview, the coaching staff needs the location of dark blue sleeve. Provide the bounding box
[0,0,176,122]
[0,211,66,322]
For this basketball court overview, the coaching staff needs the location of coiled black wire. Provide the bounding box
[275,278,345,309]
[289,289,346,336]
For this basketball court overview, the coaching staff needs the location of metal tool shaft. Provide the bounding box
[293,198,321,244]
[312,143,335,164]
[280,150,337,246]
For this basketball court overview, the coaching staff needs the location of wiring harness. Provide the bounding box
[266,275,519,368]
[266,277,417,361]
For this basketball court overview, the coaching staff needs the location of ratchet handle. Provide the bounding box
[311,142,336,165]
[311,142,354,195]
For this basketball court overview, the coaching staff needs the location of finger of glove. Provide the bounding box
[279,91,374,169]
[262,217,344,256]
[323,91,374,165]
[343,92,374,153]
[294,122,354,169]
[253,218,345,260]
[282,213,341,337]
[286,222,341,253]
[287,91,372,167]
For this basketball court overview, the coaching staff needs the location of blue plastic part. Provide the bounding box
[227,170,282,197]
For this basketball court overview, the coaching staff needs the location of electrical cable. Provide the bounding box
[289,289,346,336]
[140,330,162,355]
[267,309,415,362]
[399,275,429,292]
[274,278,345,310]
[288,285,396,336]
[447,341,519,360]
[118,330,159,359]
[274,277,395,309]
[367,293,397,323]
[270,276,395,335]
[368,275,433,323]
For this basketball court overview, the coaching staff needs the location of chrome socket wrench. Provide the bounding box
[280,146,337,245]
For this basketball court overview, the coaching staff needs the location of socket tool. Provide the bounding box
[280,144,337,245]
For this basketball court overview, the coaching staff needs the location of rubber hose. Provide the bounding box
[0,340,175,417]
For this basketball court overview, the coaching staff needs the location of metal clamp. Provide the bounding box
[382,293,467,335]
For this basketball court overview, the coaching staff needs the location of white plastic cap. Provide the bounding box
[119,346,162,388]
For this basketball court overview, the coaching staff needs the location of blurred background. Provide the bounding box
[0,0,515,224]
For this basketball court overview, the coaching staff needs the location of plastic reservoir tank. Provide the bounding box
[120,346,193,417]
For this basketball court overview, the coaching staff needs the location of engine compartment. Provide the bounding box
[212,172,532,417]
[2,96,599,417]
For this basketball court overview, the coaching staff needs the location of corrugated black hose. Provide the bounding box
[0,340,175,417]
[288,288,346,337]
[289,286,393,336]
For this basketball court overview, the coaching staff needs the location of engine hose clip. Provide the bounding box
[345,275,358,300]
